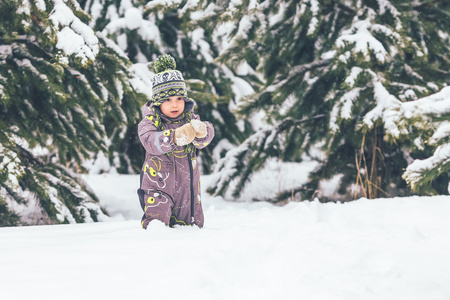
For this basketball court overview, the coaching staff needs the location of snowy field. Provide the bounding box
[1,174,450,300]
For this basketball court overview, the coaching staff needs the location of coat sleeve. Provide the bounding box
[138,115,178,155]
[191,113,215,150]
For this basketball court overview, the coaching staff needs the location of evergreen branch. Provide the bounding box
[0,36,52,59]
[412,0,448,9]
[280,114,328,130]
[208,114,327,198]
[0,182,28,205]
[335,1,356,14]
[15,143,44,167]
[237,59,333,114]
[272,58,333,91]
[0,35,88,78]
[436,69,450,76]
[1,37,87,78]
[403,143,450,191]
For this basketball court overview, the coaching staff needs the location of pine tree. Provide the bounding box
[82,0,249,173]
[400,86,450,194]
[0,0,144,224]
[206,0,450,201]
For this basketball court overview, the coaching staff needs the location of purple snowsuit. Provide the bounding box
[137,99,214,228]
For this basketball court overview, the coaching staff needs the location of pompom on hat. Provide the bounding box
[151,54,187,105]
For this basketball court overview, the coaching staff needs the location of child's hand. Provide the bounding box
[190,119,207,139]
[174,123,195,146]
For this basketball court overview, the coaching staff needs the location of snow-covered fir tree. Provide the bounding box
[207,0,450,201]
[0,0,145,225]
[1,0,448,227]
[81,0,251,173]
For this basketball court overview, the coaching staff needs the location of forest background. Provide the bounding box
[0,0,449,226]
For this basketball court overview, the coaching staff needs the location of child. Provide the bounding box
[137,54,214,229]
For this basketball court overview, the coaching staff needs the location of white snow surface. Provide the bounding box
[1,174,450,300]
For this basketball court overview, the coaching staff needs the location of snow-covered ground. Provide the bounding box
[1,174,450,300]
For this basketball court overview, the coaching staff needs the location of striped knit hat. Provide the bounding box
[151,54,187,105]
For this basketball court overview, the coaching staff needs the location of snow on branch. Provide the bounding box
[145,0,183,10]
[329,87,363,132]
[403,143,450,191]
[45,166,106,223]
[430,121,450,146]
[50,0,99,65]
[368,84,450,137]
[337,19,387,63]
[367,85,450,191]
[267,58,332,93]
[100,5,163,52]
[359,69,450,139]
[350,68,449,192]
[401,86,450,119]
[377,0,401,18]
[400,87,450,189]
[295,0,321,36]
[0,142,25,191]
[336,2,356,14]
[207,115,325,198]
[363,78,405,138]
[207,130,266,197]
[336,8,401,64]
[328,66,367,132]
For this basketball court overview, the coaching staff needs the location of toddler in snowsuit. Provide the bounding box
[137,54,214,229]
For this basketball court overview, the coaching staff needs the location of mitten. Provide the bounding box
[174,123,195,146]
[191,119,207,139]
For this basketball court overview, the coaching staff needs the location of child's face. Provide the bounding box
[160,96,185,118]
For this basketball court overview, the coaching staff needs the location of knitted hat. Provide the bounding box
[151,54,187,105]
